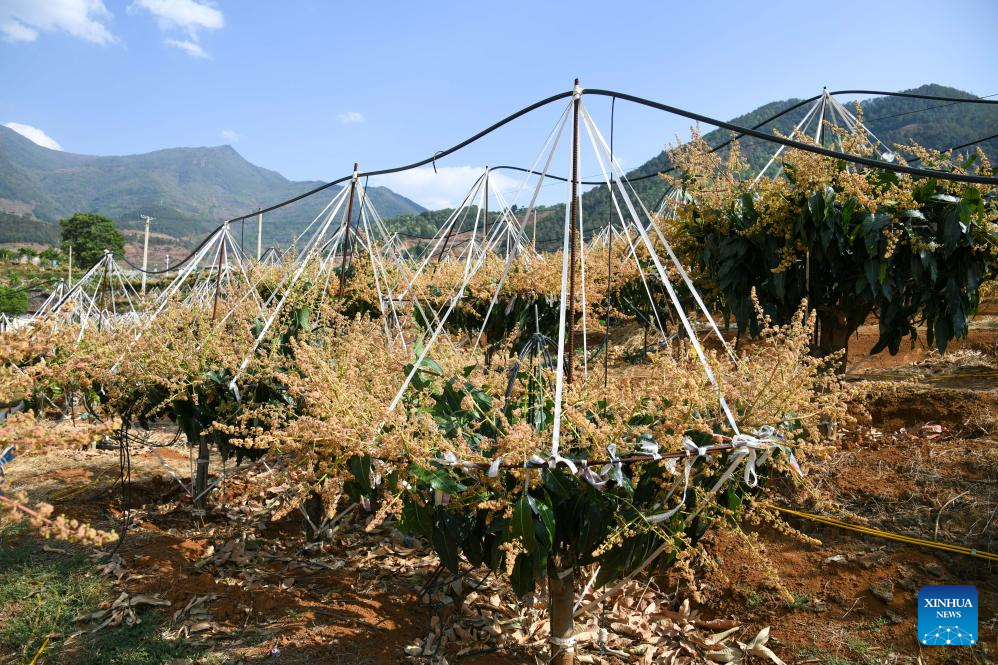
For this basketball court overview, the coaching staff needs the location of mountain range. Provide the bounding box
[0,128,425,247]
[2,83,995,249]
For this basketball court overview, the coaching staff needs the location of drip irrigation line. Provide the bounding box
[763,503,998,562]
[364,443,738,471]
[130,87,998,272]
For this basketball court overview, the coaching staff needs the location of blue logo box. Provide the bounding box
[918,585,977,645]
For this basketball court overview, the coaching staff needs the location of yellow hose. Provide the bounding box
[761,503,998,562]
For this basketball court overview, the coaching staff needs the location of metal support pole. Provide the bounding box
[67,244,73,288]
[211,223,228,321]
[483,168,489,247]
[98,251,110,332]
[256,208,263,261]
[338,164,359,299]
[566,79,581,385]
[140,215,153,294]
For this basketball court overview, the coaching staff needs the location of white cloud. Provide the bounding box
[375,167,522,210]
[0,0,115,44]
[337,111,365,125]
[164,37,206,57]
[4,122,63,150]
[129,0,222,33]
[130,0,221,58]
[220,128,239,142]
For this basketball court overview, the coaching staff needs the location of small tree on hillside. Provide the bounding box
[60,212,125,269]
[0,286,29,315]
[664,132,998,365]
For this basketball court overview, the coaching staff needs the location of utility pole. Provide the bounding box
[140,215,154,294]
[256,208,263,261]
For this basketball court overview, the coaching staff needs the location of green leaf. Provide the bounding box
[432,511,469,573]
[399,498,432,539]
[348,454,372,493]
[510,553,535,596]
[432,522,460,573]
[527,495,555,548]
[509,494,536,554]
[410,465,467,494]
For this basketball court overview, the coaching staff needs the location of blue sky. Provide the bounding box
[2,0,997,209]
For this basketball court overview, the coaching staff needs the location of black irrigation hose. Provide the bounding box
[908,132,998,165]
[119,229,219,275]
[0,276,62,294]
[586,89,998,185]
[489,94,827,186]
[834,89,998,105]
[226,90,574,225]
[127,87,998,272]
[866,92,998,123]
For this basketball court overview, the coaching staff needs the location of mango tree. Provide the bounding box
[666,139,998,366]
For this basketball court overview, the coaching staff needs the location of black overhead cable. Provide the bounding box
[908,132,998,164]
[585,89,998,185]
[222,87,998,223]
[123,87,998,272]
[226,90,575,224]
[384,126,998,245]
[866,92,998,123]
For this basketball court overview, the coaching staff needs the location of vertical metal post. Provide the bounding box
[140,215,153,294]
[98,250,110,331]
[165,254,170,271]
[566,79,581,385]
[256,208,263,261]
[483,167,489,248]
[211,223,227,321]
[67,244,73,288]
[338,163,359,299]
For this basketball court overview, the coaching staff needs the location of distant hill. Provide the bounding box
[0,127,425,246]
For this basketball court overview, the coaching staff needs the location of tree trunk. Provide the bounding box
[816,309,859,372]
[303,490,325,541]
[193,438,210,508]
[548,558,575,665]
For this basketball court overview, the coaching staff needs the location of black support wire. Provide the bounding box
[226,90,574,224]
[585,89,998,185]
[122,87,998,272]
